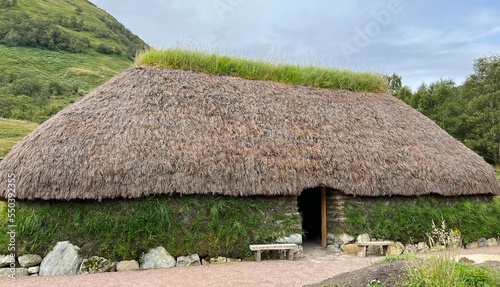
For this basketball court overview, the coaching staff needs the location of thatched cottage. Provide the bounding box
[1,67,499,249]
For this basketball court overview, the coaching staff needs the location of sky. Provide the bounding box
[92,0,500,90]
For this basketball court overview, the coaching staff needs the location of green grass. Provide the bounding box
[406,257,500,287]
[0,117,37,158]
[0,44,134,124]
[0,45,132,94]
[135,48,389,93]
[0,196,301,261]
[379,253,417,263]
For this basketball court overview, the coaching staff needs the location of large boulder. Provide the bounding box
[328,233,355,245]
[79,256,116,274]
[140,246,176,269]
[340,243,359,255]
[387,242,405,256]
[176,254,201,267]
[477,238,488,247]
[327,244,341,253]
[487,238,498,246]
[39,241,83,276]
[18,254,42,268]
[356,233,370,242]
[116,260,140,272]
[403,244,418,254]
[276,234,302,245]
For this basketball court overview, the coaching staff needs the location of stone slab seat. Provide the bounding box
[249,244,298,262]
[355,241,394,257]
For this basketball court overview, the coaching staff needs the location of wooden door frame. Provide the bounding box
[321,185,327,247]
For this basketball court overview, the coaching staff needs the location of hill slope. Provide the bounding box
[0,0,146,57]
[0,0,147,123]
[0,117,37,158]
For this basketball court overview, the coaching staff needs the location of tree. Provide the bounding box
[461,55,500,165]
[387,73,413,103]
[393,86,413,103]
[387,73,402,94]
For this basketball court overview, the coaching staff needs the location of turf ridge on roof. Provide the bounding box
[135,48,389,93]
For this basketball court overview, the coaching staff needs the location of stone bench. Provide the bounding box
[355,241,394,257]
[249,244,298,262]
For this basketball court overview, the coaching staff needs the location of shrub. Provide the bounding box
[96,43,114,55]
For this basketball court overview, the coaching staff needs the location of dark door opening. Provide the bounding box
[298,187,322,242]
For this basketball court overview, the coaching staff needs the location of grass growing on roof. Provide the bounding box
[135,48,388,93]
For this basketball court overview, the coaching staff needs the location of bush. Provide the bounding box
[96,43,114,55]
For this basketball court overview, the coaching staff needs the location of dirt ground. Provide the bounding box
[2,245,500,287]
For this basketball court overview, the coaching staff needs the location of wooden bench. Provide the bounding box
[355,241,394,257]
[249,244,298,262]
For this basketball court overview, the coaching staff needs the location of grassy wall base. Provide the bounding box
[337,195,500,244]
[0,195,301,261]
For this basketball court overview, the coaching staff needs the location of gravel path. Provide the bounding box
[3,245,500,287]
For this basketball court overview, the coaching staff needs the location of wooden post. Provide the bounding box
[321,185,327,247]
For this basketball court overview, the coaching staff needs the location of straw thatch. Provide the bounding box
[1,67,499,200]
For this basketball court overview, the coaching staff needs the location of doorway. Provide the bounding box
[298,186,327,246]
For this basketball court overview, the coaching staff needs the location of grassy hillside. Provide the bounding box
[0,0,146,57]
[0,117,37,158]
[136,49,389,93]
[0,0,147,123]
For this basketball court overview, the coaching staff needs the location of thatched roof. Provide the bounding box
[1,67,499,200]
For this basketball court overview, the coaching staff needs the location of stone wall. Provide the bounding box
[326,188,347,233]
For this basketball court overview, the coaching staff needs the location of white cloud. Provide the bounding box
[91,0,500,90]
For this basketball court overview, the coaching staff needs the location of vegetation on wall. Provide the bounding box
[340,195,500,244]
[0,196,301,261]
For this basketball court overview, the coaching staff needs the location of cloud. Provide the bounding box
[91,0,500,90]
